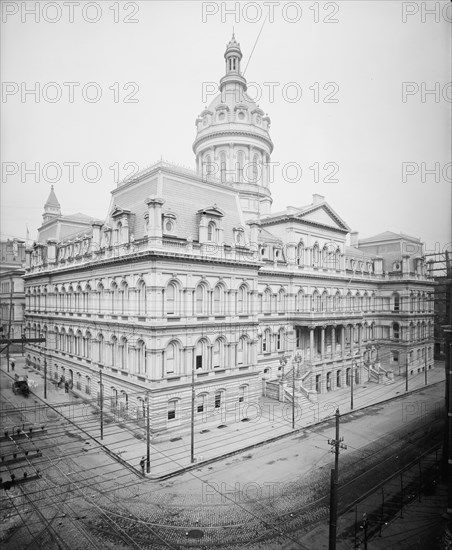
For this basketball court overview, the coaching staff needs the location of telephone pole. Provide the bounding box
[190,353,195,463]
[146,392,150,473]
[328,408,347,550]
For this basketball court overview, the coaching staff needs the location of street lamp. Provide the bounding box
[292,352,302,429]
[99,365,104,440]
[348,351,360,411]
[279,356,287,378]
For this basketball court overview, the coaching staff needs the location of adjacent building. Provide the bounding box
[23,36,435,434]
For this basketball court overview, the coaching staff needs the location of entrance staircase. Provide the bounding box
[364,362,394,385]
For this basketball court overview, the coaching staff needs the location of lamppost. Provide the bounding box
[279,356,287,378]
[292,352,302,429]
[99,365,104,440]
[349,351,360,411]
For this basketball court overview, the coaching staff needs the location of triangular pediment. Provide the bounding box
[111,205,131,218]
[297,204,350,232]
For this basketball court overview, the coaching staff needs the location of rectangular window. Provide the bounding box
[215,392,221,409]
[168,402,176,420]
[196,355,203,369]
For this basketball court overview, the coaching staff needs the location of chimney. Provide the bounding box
[312,194,325,205]
[350,231,359,247]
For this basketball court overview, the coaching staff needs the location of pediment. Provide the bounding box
[111,205,131,218]
[197,205,224,218]
[297,205,350,232]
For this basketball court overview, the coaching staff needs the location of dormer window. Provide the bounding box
[234,227,245,245]
[162,212,177,235]
[207,221,216,242]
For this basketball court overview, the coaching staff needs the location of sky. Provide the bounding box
[1,0,451,253]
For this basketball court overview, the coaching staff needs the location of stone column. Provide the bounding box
[331,326,336,358]
[309,327,315,361]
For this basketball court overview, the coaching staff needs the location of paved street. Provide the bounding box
[1,355,445,480]
[1,353,447,549]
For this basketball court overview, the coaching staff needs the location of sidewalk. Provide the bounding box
[1,355,445,480]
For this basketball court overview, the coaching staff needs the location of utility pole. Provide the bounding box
[146,392,150,473]
[99,367,104,440]
[44,359,47,399]
[405,355,409,392]
[6,276,13,372]
[190,353,195,463]
[424,349,428,386]
[328,408,347,550]
[350,359,354,410]
[292,353,301,429]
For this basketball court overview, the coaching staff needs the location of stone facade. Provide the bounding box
[22,36,435,435]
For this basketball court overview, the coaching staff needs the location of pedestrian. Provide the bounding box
[10,360,15,371]
[64,381,69,393]
[140,457,145,475]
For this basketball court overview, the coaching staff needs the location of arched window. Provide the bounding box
[237,285,248,314]
[296,289,304,311]
[335,248,341,270]
[165,341,179,375]
[207,221,216,242]
[120,282,128,315]
[195,339,208,370]
[278,289,286,313]
[195,284,207,315]
[346,291,352,312]
[393,292,400,312]
[110,336,118,367]
[237,336,249,365]
[312,291,320,312]
[393,323,400,340]
[213,284,225,315]
[204,154,212,180]
[262,329,271,353]
[84,331,92,358]
[239,385,248,403]
[297,241,304,266]
[263,288,272,313]
[321,291,328,312]
[220,151,226,183]
[213,338,225,368]
[252,153,260,182]
[136,340,145,374]
[111,282,119,314]
[236,151,244,182]
[166,282,177,315]
[312,244,320,267]
[167,399,179,422]
[98,333,104,363]
[120,337,128,369]
[277,328,285,351]
[137,280,146,316]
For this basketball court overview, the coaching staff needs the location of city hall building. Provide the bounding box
[23,36,435,434]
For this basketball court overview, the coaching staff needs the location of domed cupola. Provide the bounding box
[193,34,273,219]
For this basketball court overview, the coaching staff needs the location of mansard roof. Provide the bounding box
[109,161,246,243]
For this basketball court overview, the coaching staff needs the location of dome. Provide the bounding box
[192,35,274,220]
